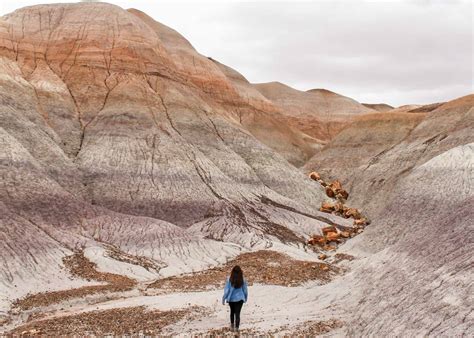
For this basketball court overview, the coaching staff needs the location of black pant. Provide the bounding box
[229,300,244,328]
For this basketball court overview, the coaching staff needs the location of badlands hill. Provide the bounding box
[0,2,353,330]
[306,94,474,334]
[254,82,375,144]
[0,2,473,336]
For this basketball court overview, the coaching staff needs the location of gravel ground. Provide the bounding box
[149,250,339,291]
[9,305,206,336]
[12,251,136,310]
[193,318,343,337]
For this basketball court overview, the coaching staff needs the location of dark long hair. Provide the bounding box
[229,265,244,288]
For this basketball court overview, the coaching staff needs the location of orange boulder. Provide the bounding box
[340,231,351,238]
[325,186,335,198]
[322,225,337,235]
[330,180,343,191]
[308,235,327,246]
[334,202,344,213]
[326,232,340,242]
[345,208,362,220]
[338,189,349,200]
[320,202,335,213]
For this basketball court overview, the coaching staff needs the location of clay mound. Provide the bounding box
[362,103,394,112]
[305,111,427,184]
[306,88,340,95]
[338,144,474,336]
[407,102,445,113]
[305,94,474,335]
[363,102,443,114]
[385,102,445,114]
[306,94,474,217]
[388,104,423,113]
[211,61,317,166]
[126,8,314,166]
[433,93,474,110]
[254,82,375,143]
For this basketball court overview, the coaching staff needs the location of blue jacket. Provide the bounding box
[222,278,248,303]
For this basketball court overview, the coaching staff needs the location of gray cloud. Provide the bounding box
[1,0,472,106]
[209,1,472,106]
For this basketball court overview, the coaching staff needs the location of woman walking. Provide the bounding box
[222,265,248,331]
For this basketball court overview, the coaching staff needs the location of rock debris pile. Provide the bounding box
[149,250,339,290]
[308,172,369,250]
[201,318,343,337]
[284,318,343,336]
[9,306,203,336]
[12,251,136,311]
[105,245,164,273]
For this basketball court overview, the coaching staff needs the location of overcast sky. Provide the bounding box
[1,0,472,106]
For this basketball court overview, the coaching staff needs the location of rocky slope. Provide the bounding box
[0,2,472,336]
